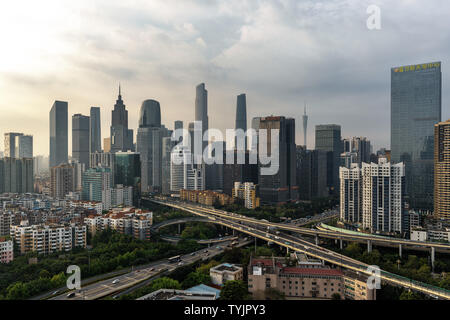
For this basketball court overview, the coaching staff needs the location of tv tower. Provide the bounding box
[302,103,308,147]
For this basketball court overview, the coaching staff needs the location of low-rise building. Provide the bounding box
[210,263,243,285]
[248,256,375,300]
[180,189,234,206]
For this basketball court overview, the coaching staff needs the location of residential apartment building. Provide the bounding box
[180,189,234,206]
[339,158,408,235]
[84,207,152,241]
[10,221,87,255]
[0,237,13,264]
[232,182,260,209]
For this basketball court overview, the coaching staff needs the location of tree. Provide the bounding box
[331,293,341,300]
[220,280,248,300]
[182,272,211,289]
[196,260,220,275]
[150,277,181,291]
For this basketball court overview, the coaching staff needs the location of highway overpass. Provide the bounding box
[147,197,450,300]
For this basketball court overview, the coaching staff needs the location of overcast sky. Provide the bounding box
[0,0,449,156]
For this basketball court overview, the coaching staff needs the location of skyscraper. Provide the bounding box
[434,119,450,221]
[235,93,247,150]
[258,116,297,204]
[72,114,90,167]
[4,133,23,158]
[49,101,68,168]
[391,62,442,211]
[302,104,308,147]
[1,157,33,193]
[15,135,33,159]
[315,124,342,195]
[195,83,208,154]
[342,137,371,165]
[110,85,133,153]
[50,163,75,199]
[114,151,141,205]
[90,107,102,154]
[136,99,166,193]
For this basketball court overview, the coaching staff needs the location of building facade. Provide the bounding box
[391,62,441,211]
[49,100,68,168]
[434,119,450,221]
[72,113,90,167]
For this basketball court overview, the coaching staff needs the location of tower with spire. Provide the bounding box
[110,84,134,153]
[302,103,308,147]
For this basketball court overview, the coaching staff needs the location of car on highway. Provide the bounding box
[67,292,75,298]
[149,268,155,271]
[190,252,196,256]
[204,250,208,253]
[52,290,60,295]
[112,279,120,284]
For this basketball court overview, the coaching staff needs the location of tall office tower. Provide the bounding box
[70,160,86,192]
[50,163,75,199]
[113,151,141,205]
[162,136,176,195]
[136,99,164,193]
[434,119,450,221]
[110,85,134,153]
[15,135,33,158]
[82,167,112,202]
[302,104,308,147]
[362,159,407,234]
[195,83,208,154]
[315,124,342,196]
[4,133,23,158]
[391,62,442,211]
[339,164,362,224]
[90,107,102,154]
[49,101,68,168]
[205,140,225,191]
[257,116,298,204]
[170,145,204,192]
[296,146,328,200]
[1,158,33,193]
[174,120,183,131]
[235,94,247,150]
[188,122,195,154]
[223,150,258,196]
[72,114,90,167]
[342,137,371,165]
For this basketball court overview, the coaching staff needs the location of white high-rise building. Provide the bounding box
[340,158,407,234]
[170,144,204,192]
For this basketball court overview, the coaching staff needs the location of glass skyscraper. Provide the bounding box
[49,100,68,168]
[114,151,141,205]
[391,62,441,211]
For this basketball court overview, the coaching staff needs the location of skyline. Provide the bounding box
[1,0,450,155]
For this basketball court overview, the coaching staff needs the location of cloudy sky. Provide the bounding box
[0,0,449,156]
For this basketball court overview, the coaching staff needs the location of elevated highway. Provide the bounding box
[146,197,450,300]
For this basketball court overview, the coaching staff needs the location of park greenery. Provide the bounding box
[0,229,203,300]
[215,196,338,222]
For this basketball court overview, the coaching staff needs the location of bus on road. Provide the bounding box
[168,255,181,263]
